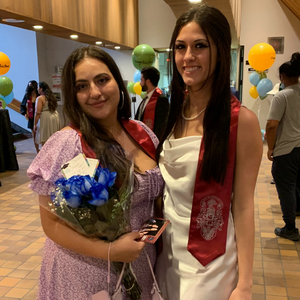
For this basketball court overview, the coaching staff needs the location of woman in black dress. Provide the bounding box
[20,80,39,153]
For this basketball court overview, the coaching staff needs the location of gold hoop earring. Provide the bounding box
[119,90,124,109]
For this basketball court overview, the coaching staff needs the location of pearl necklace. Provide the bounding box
[182,106,206,121]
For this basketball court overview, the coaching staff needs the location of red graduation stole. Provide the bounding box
[70,119,156,160]
[188,98,240,266]
[143,87,163,131]
[27,97,34,119]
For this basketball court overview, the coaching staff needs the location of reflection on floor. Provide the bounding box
[0,138,300,299]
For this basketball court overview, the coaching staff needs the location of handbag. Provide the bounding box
[144,250,164,300]
[92,243,125,300]
[92,244,164,300]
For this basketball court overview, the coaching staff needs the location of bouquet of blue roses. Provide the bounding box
[46,155,142,300]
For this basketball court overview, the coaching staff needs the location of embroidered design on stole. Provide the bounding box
[196,195,224,241]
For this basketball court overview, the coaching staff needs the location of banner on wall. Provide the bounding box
[52,66,63,104]
[52,75,61,88]
[52,65,63,88]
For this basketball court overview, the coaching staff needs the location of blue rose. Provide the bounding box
[64,176,78,191]
[97,168,117,188]
[66,177,82,195]
[64,176,94,197]
[89,183,109,206]
[55,178,67,190]
[62,190,82,208]
[81,175,95,194]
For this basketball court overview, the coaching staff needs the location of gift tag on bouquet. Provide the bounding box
[86,158,100,178]
[139,218,170,244]
[61,153,99,179]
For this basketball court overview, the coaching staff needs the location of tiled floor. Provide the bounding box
[0,138,42,300]
[0,138,300,299]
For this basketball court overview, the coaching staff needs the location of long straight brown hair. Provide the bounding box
[156,4,232,184]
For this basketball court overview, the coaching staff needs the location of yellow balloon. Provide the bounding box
[249,86,259,99]
[133,82,142,95]
[248,43,276,72]
[0,52,11,75]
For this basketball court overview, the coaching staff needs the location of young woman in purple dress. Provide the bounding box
[27,46,164,299]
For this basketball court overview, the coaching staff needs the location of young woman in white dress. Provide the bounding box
[155,4,262,300]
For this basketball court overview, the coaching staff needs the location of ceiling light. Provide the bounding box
[95,41,102,45]
[188,0,202,3]
[70,34,78,39]
[2,18,25,23]
[114,46,121,50]
[166,49,171,51]
[33,25,43,30]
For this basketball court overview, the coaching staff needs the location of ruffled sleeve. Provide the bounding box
[27,129,82,195]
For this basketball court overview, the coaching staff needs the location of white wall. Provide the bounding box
[0,23,39,130]
[36,33,139,85]
[139,0,176,49]
[240,0,300,129]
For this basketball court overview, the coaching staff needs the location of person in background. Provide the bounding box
[265,83,284,185]
[230,80,240,101]
[135,66,169,140]
[34,81,60,146]
[155,4,262,300]
[27,46,164,299]
[20,80,39,153]
[266,52,300,241]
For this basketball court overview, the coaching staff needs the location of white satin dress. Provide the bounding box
[155,135,238,300]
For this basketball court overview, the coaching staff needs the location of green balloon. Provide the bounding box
[0,97,6,109]
[0,76,13,96]
[127,81,135,94]
[132,44,155,70]
[141,91,147,99]
[259,71,267,80]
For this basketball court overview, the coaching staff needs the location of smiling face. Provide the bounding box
[74,57,120,125]
[175,21,217,91]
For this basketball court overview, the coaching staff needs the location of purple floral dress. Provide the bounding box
[27,121,164,300]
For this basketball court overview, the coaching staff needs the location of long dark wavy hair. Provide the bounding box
[25,80,38,99]
[62,46,132,184]
[156,4,232,184]
[279,52,300,78]
[38,81,58,113]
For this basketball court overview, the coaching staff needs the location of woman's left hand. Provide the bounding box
[228,287,252,300]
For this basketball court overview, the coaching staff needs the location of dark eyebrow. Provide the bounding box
[175,39,208,43]
[75,73,110,84]
[75,79,88,84]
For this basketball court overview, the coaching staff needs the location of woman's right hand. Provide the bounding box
[110,232,145,263]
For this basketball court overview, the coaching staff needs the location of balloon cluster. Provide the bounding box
[248,43,276,100]
[0,52,14,108]
[127,44,155,97]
